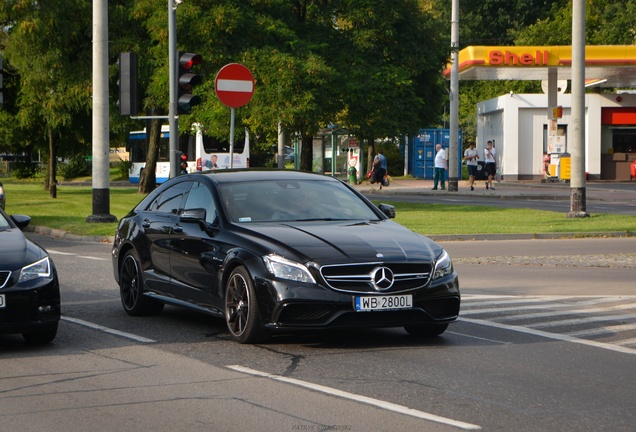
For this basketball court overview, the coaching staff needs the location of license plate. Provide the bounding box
[0,294,5,309]
[355,294,412,312]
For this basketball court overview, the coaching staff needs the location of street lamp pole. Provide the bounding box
[448,0,460,192]
[87,0,116,223]
[568,0,588,217]
[168,0,178,179]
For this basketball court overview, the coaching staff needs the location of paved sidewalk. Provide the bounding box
[353,177,636,202]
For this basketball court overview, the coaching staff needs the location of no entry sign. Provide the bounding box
[214,63,255,108]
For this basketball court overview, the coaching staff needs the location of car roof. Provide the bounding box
[192,169,340,185]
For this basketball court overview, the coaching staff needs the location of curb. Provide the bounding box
[26,225,115,244]
[428,231,634,242]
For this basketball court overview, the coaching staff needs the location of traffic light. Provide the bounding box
[118,52,139,116]
[177,52,202,114]
[178,152,188,175]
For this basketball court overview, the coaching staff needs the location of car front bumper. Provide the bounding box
[255,274,460,332]
[0,275,61,335]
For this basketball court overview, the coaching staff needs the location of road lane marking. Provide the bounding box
[566,323,636,338]
[227,365,481,430]
[461,300,636,316]
[61,316,156,343]
[530,313,636,329]
[461,295,574,307]
[461,317,636,356]
[47,249,108,261]
[615,337,636,346]
[47,249,75,255]
[447,331,512,345]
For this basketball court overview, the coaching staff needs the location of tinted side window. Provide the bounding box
[147,182,192,214]
[184,181,217,223]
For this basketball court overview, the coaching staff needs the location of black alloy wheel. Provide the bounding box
[224,266,267,344]
[119,250,164,316]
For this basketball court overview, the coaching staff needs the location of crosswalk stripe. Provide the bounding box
[459,295,636,355]
[566,323,636,337]
[530,313,636,329]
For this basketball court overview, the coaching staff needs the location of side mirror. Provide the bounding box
[377,203,396,219]
[180,208,206,222]
[11,214,32,230]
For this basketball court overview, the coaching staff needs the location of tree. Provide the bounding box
[1,0,93,198]
[429,0,568,143]
[513,0,636,45]
[333,0,448,171]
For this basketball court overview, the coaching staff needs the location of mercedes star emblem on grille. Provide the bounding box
[372,267,394,291]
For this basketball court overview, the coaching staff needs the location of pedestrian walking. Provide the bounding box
[432,144,447,190]
[484,140,497,190]
[463,141,479,191]
[372,150,387,190]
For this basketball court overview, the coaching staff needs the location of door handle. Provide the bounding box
[172,224,183,234]
[142,219,151,229]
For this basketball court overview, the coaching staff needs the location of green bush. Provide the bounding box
[12,161,39,179]
[115,159,131,179]
[59,155,91,180]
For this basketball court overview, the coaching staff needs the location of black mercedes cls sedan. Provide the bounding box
[0,209,60,343]
[112,170,460,343]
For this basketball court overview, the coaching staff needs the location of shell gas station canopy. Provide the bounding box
[443,45,636,88]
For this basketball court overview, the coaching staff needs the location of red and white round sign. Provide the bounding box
[214,63,255,108]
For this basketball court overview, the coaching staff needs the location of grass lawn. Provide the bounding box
[1,177,635,238]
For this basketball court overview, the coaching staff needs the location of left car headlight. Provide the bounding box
[432,250,453,280]
[18,256,52,283]
[263,254,316,284]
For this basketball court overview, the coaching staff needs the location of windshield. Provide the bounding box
[0,212,10,229]
[220,180,381,223]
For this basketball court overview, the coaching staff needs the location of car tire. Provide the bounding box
[224,266,268,344]
[119,250,164,316]
[404,323,449,338]
[23,322,58,344]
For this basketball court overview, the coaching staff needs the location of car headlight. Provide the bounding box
[19,256,52,283]
[432,250,453,280]
[263,254,316,284]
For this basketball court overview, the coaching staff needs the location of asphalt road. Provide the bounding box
[1,234,635,431]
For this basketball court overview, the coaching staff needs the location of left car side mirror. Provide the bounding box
[377,203,396,219]
[11,214,32,230]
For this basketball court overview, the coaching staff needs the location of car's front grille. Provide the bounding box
[0,271,11,289]
[320,262,432,294]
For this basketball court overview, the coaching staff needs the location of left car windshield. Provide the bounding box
[220,180,380,223]
[0,213,10,229]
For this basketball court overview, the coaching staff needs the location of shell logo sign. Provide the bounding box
[488,50,550,66]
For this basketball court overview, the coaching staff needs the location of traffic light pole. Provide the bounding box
[168,0,179,179]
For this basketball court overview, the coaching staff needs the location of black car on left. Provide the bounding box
[0,209,60,343]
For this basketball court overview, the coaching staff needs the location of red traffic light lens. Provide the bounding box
[181,153,188,161]
[179,53,202,71]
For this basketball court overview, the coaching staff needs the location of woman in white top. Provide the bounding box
[463,142,479,191]
[484,140,496,190]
